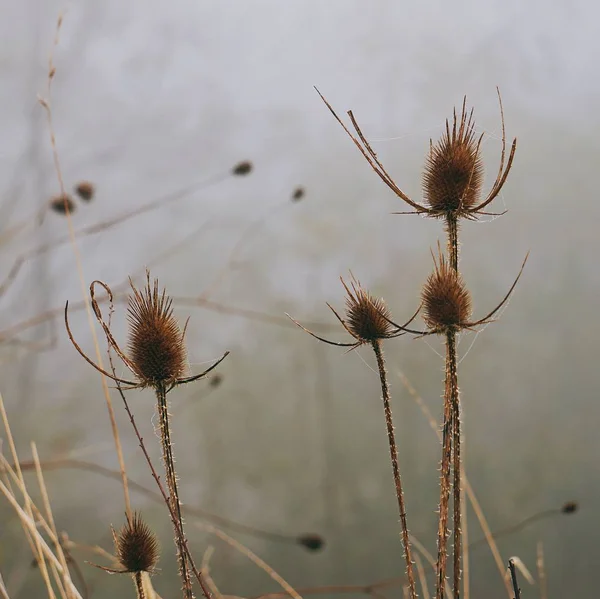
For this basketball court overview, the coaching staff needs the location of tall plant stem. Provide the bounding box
[446,215,459,271]
[156,382,194,599]
[371,340,417,599]
[133,571,146,599]
[446,212,462,599]
[435,347,453,599]
[448,332,461,599]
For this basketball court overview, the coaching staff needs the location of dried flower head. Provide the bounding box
[343,278,394,343]
[414,247,529,336]
[297,533,325,552]
[114,513,160,573]
[291,186,305,202]
[232,160,253,176]
[127,276,187,387]
[209,373,223,388]
[561,501,578,514]
[423,104,483,217]
[288,275,418,350]
[65,272,228,391]
[50,193,75,215]
[74,181,95,201]
[316,88,516,221]
[421,252,473,332]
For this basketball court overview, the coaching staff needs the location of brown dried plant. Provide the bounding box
[316,87,527,599]
[65,272,229,598]
[289,275,420,599]
[93,513,160,599]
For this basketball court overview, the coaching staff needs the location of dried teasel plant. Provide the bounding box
[289,275,420,599]
[65,272,228,598]
[314,86,520,599]
[316,88,515,271]
[93,513,159,599]
[387,246,527,598]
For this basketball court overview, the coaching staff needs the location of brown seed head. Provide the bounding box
[127,274,187,387]
[297,533,325,552]
[74,181,95,201]
[561,501,578,514]
[423,101,483,217]
[343,277,393,343]
[115,513,160,573]
[50,193,76,215]
[421,252,473,332]
[291,186,305,202]
[232,160,253,176]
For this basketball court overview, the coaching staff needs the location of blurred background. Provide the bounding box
[0,0,598,597]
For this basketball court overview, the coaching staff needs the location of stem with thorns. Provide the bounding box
[449,332,461,599]
[445,216,459,271]
[371,340,417,599]
[156,382,194,598]
[435,343,454,599]
[134,571,145,599]
[446,212,462,599]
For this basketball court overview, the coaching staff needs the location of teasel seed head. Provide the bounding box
[74,181,95,201]
[291,186,305,202]
[297,533,325,552]
[115,513,160,574]
[232,160,253,176]
[127,273,187,388]
[561,501,578,514]
[423,102,483,217]
[343,277,393,343]
[49,193,76,215]
[421,251,473,333]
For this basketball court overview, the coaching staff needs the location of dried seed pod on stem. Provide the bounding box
[289,275,419,599]
[399,248,527,599]
[92,513,159,599]
[65,272,229,599]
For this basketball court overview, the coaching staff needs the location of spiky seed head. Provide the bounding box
[291,186,305,202]
[343,278,393,343]
[423,103,483,216]
[74,181,95,201]
[115,513,160,573]
[127,274,187,387]
[50,193,76,215]
[297,533,325,552]
[561,501,578,514]
[232,160,253,176]
[421,253,473,332]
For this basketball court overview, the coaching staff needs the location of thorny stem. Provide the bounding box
[445,215,459,272]
[449,333,461,599]
[371,340,417,599]
[445,212,462,599]
[156,382,194,599]
[133,572,145,599]
[435,338,454,599]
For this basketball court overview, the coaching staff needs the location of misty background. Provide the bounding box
[0,0,598,597]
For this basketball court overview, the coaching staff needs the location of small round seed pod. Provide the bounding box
[561,501,578,514]
[127,276,187,388]
[297,533,325,552]
[115,513,160,573]
[49,193,76,215]
[232,160,253,176]
[343,279,393,343]
[74,181,95,201]
[423,106,483,217]
[421,253,473,332]
[291,186,305,202]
